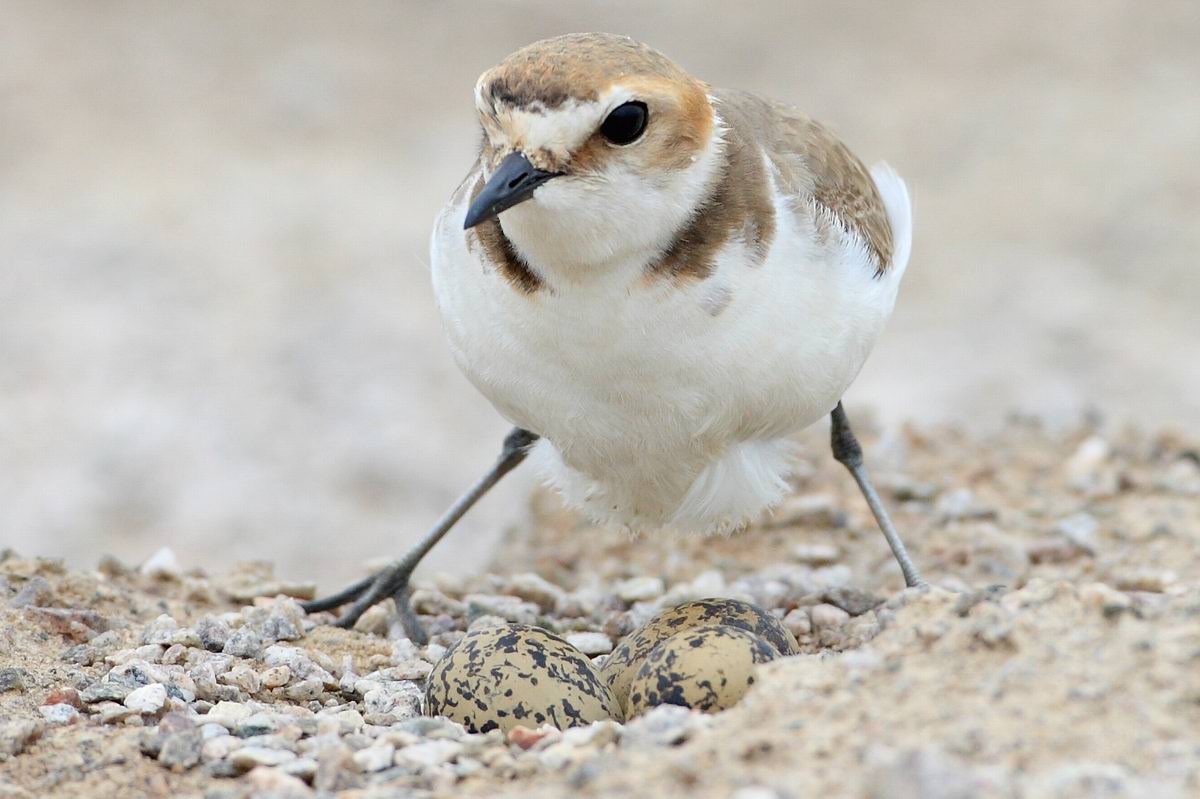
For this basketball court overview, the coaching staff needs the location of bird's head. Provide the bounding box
[464,34,723,275]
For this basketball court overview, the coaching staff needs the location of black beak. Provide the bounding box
[463,151,561,229]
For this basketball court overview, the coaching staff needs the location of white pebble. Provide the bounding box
[732,788,783,799]
[1158,458,1200,495]
[791,543,841,565]
[783,608,812,637]
[284,678,324,701]
[352,742,395,772]
[362,682,423,724]
[614,576,665,603]
[507,573,567,610]
[689,569,727,597]
[123,683,167,714]
[39,704,80,724]
[565,632,614,655]
[244,766,313,796]
[201,734,244,762]
[395,739,462,768]
[219,665,261,693]
[1054,513,1099,553]
[204,700,251,729]
[1079,583,1132,611]
[538,740,591,770]
[260,665,292,688]
[934,488,993,521]
[140,547,182,579]
[1064,435,1110,486]
[263,645,336,686]
[772,493,843,527]
[809,603,850,630]
[97,702,135,724]
[229,746,296,770]
[334,709,365,734]
[199,723,228,739]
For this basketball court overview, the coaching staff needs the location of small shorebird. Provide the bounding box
[306,33,924,638]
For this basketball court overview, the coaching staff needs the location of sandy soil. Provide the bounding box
[3,0,1199,586]
[3,418,1198,798]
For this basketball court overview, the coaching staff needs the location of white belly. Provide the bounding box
[430,172,909,533]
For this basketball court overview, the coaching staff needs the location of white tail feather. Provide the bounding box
[870,162,913,276]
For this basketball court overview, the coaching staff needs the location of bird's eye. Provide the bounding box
[599,101,649,145]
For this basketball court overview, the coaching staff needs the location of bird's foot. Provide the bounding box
[301,562,427,644]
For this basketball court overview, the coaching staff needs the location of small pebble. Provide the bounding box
[1112,570,1175,594]
[508,725,558,750]
[140,547,182,580]
[284,679,324,702]
[614,576,666,603]
[124,684,168,715]
[39,704,80,724]
[783,608,812,637]
[158,730,203,771]
[42,687,82,708]
[219,665,261,694]
[352,742,395,772]
[196,617,233,652]
[809,603,851,630]
[362,681,423,725]
[1064,436,1111,490]
[222,627,263,659]
[11,576,55,608]
[507,573,567,611]
[234,712,278,738]
[229,746,297,771]
[791,543,841,565]
[1053,513,1099,553]
[823,587,884,617]
[281,757,319,782]
[260,665,292,688]
[0,668,30,694]
[97,702,136,724]
[565,632,614,655]
[1079,583,1133,614]
[0,720,44,758]
[1157,458,1200,495]
[770,493,846,527]
[204,701,251,730]
[464,594,540,624]
[621,704,707,748]
[934,488,995,521]
[394,739,462,769]
[201,734,244,762]
[732,788,783,799]
[244,765,315,797]
[372,662,433,681]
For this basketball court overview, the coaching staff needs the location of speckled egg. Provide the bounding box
[424,623,622,733]
[625,624,779,717]
[601,598,799,708]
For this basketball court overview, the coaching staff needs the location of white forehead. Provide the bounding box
[475,82,638,160]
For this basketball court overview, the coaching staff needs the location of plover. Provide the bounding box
[306,33,924,637]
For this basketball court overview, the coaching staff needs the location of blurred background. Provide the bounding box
[2,1,1198,587]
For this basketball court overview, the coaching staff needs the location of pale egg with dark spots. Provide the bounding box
[425,623,622,733]
[601,598,799,709]
[625,624,779,717]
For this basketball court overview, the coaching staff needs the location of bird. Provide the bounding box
[304,32,924,639]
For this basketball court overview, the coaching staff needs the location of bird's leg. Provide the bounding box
[829,402,925,588]
[302,427,539,642]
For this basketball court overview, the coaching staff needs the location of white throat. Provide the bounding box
[497,118,727,285]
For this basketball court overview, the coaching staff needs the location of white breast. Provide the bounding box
[430,159,911,534]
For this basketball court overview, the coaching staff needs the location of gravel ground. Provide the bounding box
[2,418,1199,798]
